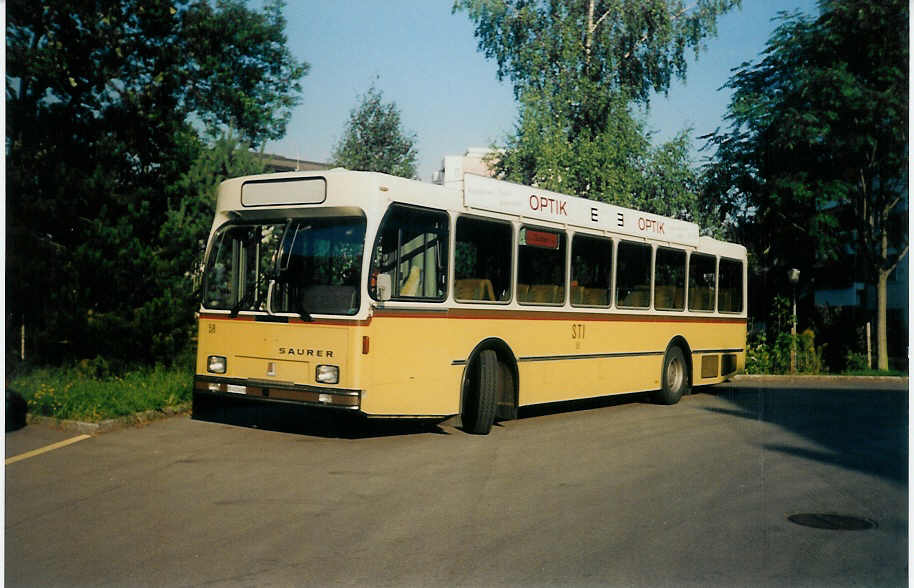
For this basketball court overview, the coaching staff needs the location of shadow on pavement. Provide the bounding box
[191,393,449,439]
[517,391,653,420]
[709,384,908,484]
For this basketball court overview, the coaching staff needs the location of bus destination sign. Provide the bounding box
[462,174,699,247]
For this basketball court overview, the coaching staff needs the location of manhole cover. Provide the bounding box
[787,513,877,531]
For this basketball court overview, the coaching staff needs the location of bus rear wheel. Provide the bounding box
[654,346,689,405]
[463,349,498,435]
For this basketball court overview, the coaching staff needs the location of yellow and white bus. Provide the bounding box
[194,170,746,434]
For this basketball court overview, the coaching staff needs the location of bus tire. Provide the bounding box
[463,349,498,435]
[655,345,689,405]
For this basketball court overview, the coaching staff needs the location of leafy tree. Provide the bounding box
[701,0,908,369]
[455,0,738,103]
[331,85,418,178]
[496,85,706,222]
[6,0,307,365]
[153,134,266,360]
[454,0,738,211]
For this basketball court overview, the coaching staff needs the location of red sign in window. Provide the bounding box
[523,229,560,249]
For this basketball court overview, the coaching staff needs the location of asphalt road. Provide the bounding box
[6,380,908,587]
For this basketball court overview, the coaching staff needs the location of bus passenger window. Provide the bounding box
[688,253,716,312]
[369,204,448,301]
[454,217,512,302]
[718,258,744,313]
[571,235,611,307]
[654,247,686,311]
[517,227,566,305]
[615,241,652,308]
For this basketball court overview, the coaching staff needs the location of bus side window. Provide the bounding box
[570,234,611,307]
[616,241,652,309]
[518,227,566,305]
[454,217,512,302]
[369,204,448,301]
[655,247,686,311]
[688,253,717,312]
[718,258,744,313]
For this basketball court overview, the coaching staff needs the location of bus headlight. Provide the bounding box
[207,355,227,374]
[316,365,339,384]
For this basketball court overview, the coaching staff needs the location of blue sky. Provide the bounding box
[264,1,818,181]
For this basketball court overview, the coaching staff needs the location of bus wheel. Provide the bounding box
[463,349,498,435]
[655,346,689,405]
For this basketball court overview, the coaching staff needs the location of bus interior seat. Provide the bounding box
[719,289,737,311]
[583,287,608,306]
[619,286,650,308]
[690,289,714,311]
[655,286,684,310]
[526,284,561,304]
[454,278,495,301]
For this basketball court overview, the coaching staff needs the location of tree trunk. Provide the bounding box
[876,268,889,370]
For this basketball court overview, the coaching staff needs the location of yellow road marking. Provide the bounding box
[5,434,92,465]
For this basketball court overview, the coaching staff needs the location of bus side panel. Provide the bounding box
[447,315,747,407]
[360,316,457,416]
[509,317,666,406]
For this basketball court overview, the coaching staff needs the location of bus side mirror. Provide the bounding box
[376,273,392,302]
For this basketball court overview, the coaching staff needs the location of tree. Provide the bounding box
[6,0,308,365]
[496,85,707,222]
[701,0,908,369]
[153,134,266,360]
[331,85,418,178]
[454,0,738,210]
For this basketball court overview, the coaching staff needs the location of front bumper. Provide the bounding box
[194,376,361,411]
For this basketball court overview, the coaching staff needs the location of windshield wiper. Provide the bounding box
[229,288,255,318]
[229,269,272,318]
[293,295,313,322]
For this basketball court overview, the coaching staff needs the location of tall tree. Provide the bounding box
[496,86,706,223]
[454,0,738,210]
[331,85,418,178]
[6,0,308,364]
[702,0,908,369]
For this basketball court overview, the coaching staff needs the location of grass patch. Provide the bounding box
[9,364,193,422]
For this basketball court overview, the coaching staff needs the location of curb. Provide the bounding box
[730,374,908,385]
[26,403,191,435]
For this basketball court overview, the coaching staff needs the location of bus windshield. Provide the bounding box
[202,216,366,316]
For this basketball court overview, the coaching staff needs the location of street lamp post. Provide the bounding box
[788,268,800,373]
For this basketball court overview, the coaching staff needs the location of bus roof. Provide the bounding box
[216,169,742,255]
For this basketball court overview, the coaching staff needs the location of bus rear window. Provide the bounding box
[688,253,716,312]
[718,258,744,313]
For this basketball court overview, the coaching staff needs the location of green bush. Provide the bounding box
[745,329,825,375]
[844,351,869,372]
[745,332,772,374]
